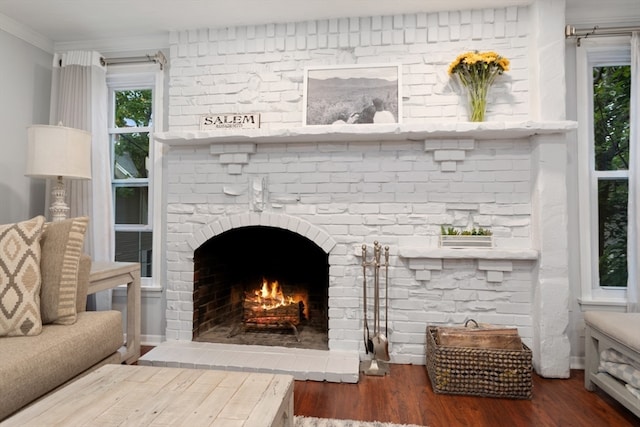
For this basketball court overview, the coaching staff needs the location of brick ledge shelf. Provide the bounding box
[397,244,539,284]
[397,246,539,260]
[155,121,577,146]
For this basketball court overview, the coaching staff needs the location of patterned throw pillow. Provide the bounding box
[0,216,46,336]
[40,216,89,325]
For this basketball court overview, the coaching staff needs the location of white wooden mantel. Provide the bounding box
[154,121,577,146]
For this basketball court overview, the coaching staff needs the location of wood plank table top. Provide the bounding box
[2,364,294,427]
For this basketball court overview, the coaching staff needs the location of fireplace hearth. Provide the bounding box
[193,226,329,349]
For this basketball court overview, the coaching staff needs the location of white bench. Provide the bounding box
[584,311,640,418]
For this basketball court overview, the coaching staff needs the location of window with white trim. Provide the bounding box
[107,66,163,285]
[576,37,631,302]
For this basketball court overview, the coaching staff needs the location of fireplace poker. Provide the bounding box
[384,245,389,349]
[362,244,373,354]
[372,242,390,362]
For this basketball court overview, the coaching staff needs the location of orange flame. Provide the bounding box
[252,278,294,310]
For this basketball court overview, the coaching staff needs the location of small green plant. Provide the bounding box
[441,226,492,236]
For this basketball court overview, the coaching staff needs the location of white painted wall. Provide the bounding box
[0,30,168,346]
[0,30,51,223]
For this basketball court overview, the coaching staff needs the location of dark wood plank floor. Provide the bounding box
[294,364,639,427]
[140,347,637,426]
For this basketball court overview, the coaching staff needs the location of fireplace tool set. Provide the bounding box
[361,241,390,376]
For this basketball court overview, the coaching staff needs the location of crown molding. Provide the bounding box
[567,17,640,29]
[54,33,169,55]
[566,0,640,28]
[0,12,53,53]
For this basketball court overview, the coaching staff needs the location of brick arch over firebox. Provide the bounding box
[186,212,338,254]
[188,213,335,348]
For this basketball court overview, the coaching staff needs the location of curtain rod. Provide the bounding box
[565,24,640,46]
[100,51,167,70]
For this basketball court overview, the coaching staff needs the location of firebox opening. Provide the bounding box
[193,226,329,350]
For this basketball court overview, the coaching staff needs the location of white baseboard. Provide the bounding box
[570,356,585,370]
[140,334,164,347]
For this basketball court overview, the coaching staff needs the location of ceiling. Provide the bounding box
[0,0,638,49]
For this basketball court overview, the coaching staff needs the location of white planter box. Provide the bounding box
[440,235,493,248]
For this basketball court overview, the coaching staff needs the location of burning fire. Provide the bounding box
[252,278,295,310]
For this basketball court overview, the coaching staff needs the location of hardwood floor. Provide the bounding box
[140,347,637,426]
[294,364,639,427]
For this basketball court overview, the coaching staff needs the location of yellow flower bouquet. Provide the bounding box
[448,51,510,121]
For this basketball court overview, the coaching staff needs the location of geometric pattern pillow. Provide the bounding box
[40,216,89,325]
[0,215,45,336]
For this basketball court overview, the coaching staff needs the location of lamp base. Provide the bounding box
[50,176,69,222]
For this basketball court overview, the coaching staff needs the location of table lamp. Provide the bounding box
[25,124,92,222]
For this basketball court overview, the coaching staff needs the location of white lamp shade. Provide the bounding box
[26,124,92,180]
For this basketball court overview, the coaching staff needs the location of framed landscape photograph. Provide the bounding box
[303,64,402,126]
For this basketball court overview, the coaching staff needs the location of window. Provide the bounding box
[576,38,632,302]
[107,67,163,284]
[111,89,153,276]
[593,65,630,287]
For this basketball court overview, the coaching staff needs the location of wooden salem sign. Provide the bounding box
[200,113,260,130]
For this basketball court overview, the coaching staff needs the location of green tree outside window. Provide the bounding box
[593,66,630,287]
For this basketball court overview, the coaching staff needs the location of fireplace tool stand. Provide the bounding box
[360,241,390,376]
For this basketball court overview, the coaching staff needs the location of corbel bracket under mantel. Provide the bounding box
[423,138,475,172]
[210,142,256,175]
[398,246,539,283]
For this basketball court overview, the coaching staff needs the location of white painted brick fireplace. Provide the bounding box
[148,3,576,380]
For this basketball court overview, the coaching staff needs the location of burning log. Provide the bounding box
[240,278,304,341]
[243,300,302,326]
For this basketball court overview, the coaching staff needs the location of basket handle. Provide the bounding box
[464,319,479,328]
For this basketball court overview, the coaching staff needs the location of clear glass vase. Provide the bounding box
[466,83,489,122]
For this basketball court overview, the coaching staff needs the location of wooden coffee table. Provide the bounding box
[3,364,294,426]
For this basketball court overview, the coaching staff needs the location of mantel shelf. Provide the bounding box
[398,246,539,261]
[155,121,577,146]
[394,237,539,284]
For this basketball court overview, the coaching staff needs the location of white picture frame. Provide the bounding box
[303,64,402,126]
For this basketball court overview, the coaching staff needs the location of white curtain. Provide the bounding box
[628,33,640,312]
[50,51,114,309]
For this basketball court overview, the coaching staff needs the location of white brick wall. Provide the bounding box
[165,137,537,362]
[167,7,529,130]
